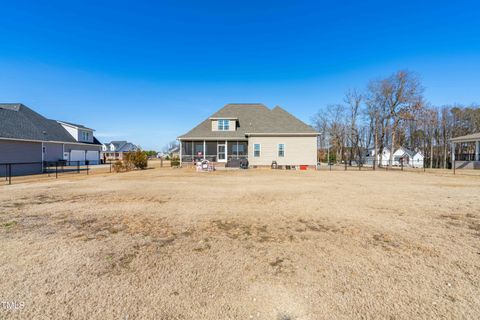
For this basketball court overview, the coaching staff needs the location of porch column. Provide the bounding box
[476,141,480,161]
[203,140,206,160]
[179,140,182,166]
[451,142,455,169]
[225,140,228,161]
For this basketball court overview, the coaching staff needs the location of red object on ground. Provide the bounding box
[300,165,308,170]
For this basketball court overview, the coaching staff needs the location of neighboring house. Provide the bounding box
[412,151,424,168]
[101,141,138,161]
[0,103,102,176]
[392,147,415,166]
[365,147,424,167]
[365,148,391,166]
[178,103,319,167]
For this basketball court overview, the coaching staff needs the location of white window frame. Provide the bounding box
[278,143,285,157]
[254,144,261,157]
[218,119,230,131]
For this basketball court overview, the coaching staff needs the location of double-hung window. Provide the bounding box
[254,144,261,157]
[218,119,230,131]
[278,144,285,157]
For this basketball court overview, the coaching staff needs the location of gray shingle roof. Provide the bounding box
[178,103,317,139]
[105,141,138,152]
[0,103,101,145]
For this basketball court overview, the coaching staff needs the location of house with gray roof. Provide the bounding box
[101,141,139,161]
[178,103,319,167]
[0,103,102,176]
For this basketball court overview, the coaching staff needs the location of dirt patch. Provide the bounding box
[0,168,479,319]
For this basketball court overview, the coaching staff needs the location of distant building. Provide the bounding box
[365,147,424,168]
[101,141,139,161]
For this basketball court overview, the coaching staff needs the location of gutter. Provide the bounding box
[0,137,102,147]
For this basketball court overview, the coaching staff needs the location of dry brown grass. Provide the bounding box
[1,168,479,319]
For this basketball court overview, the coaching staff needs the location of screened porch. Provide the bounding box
[180,140,248,163]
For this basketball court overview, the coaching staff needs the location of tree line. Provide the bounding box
[311,70,480,168]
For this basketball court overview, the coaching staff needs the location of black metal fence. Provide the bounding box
[1,161,113,185]
[316,159,426,171]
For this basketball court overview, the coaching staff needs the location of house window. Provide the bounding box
[278,144,285,157]
[254,144,261,157]
[218,119,230,131]
[82,131,90,141]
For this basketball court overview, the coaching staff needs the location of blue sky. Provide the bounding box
[1,0,479,150]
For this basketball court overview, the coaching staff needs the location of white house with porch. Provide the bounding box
[177,103,319,168]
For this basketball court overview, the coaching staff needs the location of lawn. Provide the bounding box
[1,168,479,319]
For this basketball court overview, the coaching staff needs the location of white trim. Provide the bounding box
[217,143,227,162]
[56,121,95,132]
[209,117,238,120]
[203,140,206,160]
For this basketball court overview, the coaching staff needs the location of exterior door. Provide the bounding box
[217,144,226,162]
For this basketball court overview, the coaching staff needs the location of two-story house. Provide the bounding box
[0,103,102,176]
[178,103,319,167]
[101,141,139,161]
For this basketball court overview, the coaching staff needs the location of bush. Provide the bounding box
[170,156,180,167]
[113,160,124,172]
[124,150,148,170]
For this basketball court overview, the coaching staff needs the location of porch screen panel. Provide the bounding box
[194,141,204,160]
[238,141,248,157]
[182,142,193,155]
[206,142,217,162]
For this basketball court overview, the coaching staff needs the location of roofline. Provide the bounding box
[450,137,480,143]
[57,121,95,131]
[209,117,238,120]
[177,137,248,141]
[0,137,102,146]
[245,132,320,136]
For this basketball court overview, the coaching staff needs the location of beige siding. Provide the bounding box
[248,136,317,166]
[211,120,236,131]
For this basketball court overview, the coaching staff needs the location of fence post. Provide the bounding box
[453,159,455,175]
[401,159,403,171]
[8,164,12,185]
[77,161,80,173]
[55,162,58,179]
[87,162,89,175]
[109,161,112,173]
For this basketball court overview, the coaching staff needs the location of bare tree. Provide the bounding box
[345,89,362,165]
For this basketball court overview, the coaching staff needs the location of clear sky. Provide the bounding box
[1,0,479,150]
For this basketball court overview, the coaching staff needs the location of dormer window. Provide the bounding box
[82,131,90,141]
[218,119,230,131]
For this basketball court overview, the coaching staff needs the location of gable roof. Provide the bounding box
[57,120,94,131]
[178,103,317,139]
[395,147,415,158]
[105,141,138,152]
[0,103,100,144]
